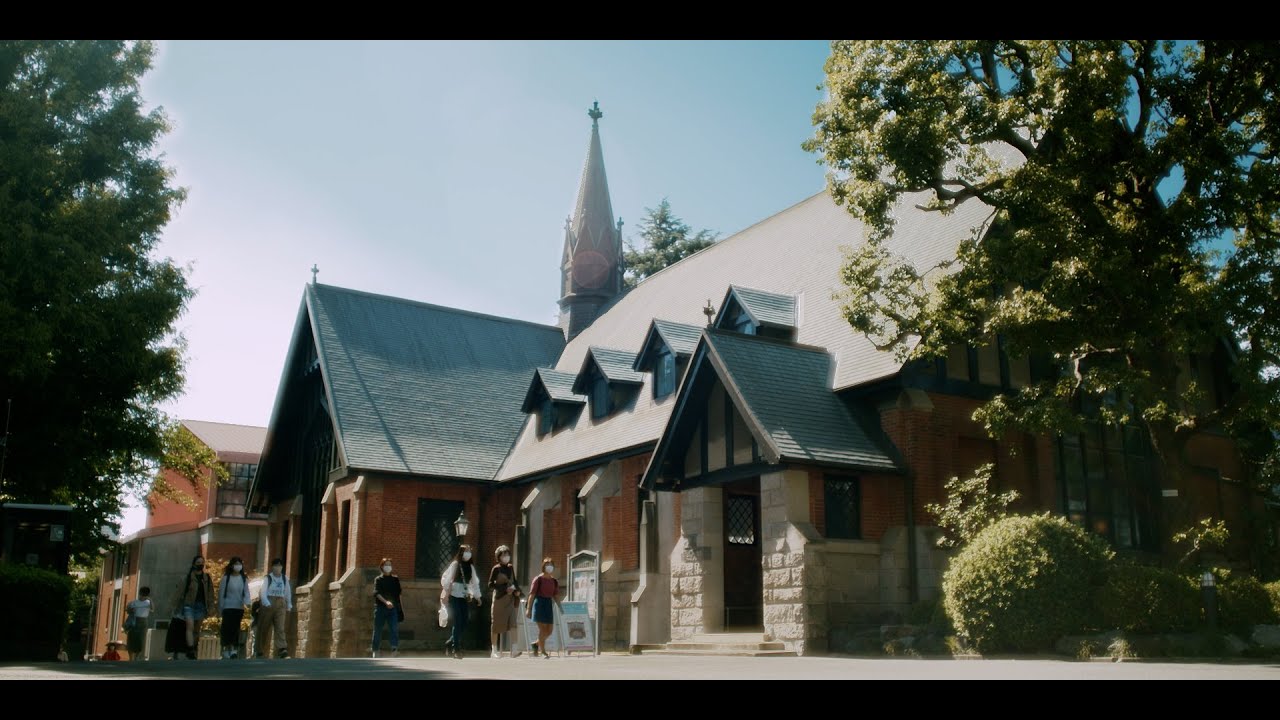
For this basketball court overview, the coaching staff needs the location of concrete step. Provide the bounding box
[691,632,770,643]
[645,648,797,657]
[666,642,788,652]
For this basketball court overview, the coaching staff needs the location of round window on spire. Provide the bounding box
[572,249,611,290]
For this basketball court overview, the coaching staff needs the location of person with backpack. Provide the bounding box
[218,557,251,659]
[255,558,293,659]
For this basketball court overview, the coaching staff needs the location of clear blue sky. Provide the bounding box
[145,40,832,426]
[122,40,834,531]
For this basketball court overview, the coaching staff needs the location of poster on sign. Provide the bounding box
[559,601,595,654]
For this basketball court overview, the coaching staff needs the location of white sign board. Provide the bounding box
[567,550,600,655]
[559,601,595,653]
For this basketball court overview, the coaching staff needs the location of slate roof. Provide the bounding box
[496,189,994,481]
[633,319,704,371]
[572,347,644,395]
[521,368,586,413]
[722,285,796,329]
[701,330,899,472]
[306,284,565,480]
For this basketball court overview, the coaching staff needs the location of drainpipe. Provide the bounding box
[905,469,919,605]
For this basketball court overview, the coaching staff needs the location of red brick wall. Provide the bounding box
[874,388,1257,562]
[808,469,904,541]
[205,542,258,569]
[147,467,210,528]
[359,477,486,578]
[603,456,647,570]
[482,484,527,570]
[541,469,591,566]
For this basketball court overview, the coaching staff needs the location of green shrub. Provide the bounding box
[1266,581,1280,621]
[906,596,953,634]
[942,513,1114,652]
[1097,562,1200,633]
[0,563,74,661]
[1213,569,1279,631]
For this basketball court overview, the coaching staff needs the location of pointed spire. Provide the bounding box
[570,101,618,258]
[559,101,625,340]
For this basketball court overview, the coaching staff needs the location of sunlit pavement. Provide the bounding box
[2,653,1278,680]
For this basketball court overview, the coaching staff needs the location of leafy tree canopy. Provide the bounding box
[806,41,1280,511]
[0,41,196,562]
[623,199,718,287]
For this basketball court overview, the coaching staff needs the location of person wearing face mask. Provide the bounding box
[371,557,402,658]
[440,544,482,659]
[525,557,562,659]
[218,557,251,659]
[174,555,215,660]
[488,545,522,658]
[255,558,293,659]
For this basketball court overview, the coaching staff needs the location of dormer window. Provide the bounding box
[573,347,644,422]
[539,396,556,436]
[655,347,676,399]
[726,305,756,335]
[521,368,585,438]
[590,367,611,418]
[634,319,701,402]
[713,286,796,341]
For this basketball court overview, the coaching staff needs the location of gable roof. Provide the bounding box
[571,346,644,394]
[634,319,703,371]
[521,368,586,413]
[496,189,995,482]
[304,284,565,480]
[717,285,796,329]
[699,329,899,471]
[181,420,267,459]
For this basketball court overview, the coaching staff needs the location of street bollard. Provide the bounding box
[1201,571,1218,631]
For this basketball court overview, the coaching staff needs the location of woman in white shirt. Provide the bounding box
[440,544,482,659]
[218,557,251,659]
[124,586,153,661]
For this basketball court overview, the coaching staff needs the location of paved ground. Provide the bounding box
[2,653,1278,680]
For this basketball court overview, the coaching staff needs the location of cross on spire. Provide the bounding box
[311,264,319,285]
[588,100,603,126]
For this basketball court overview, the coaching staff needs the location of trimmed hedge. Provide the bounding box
[1267,581,1280,620]
[0,562,73,661]
[943,514,1114,652]
[1097,563,1200,634]
[1214,570,1280,631]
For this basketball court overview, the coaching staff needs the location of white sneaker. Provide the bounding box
[371,650,378,658]
[390,649,399,658]
[491,648,501,658]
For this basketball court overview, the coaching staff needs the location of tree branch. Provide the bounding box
[1129,40,1155,140]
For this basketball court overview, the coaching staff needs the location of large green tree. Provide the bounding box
[805,41,1280,527]
[623,199,718,287]
[0,41,194,561]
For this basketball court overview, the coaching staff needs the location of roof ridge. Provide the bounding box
[181,419,267,431]
[729,284,796,298]
[703,327,830,355]
[627,189,827,289]
[310,283,564,334]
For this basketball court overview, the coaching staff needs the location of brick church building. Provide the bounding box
[247,104,1266,657]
